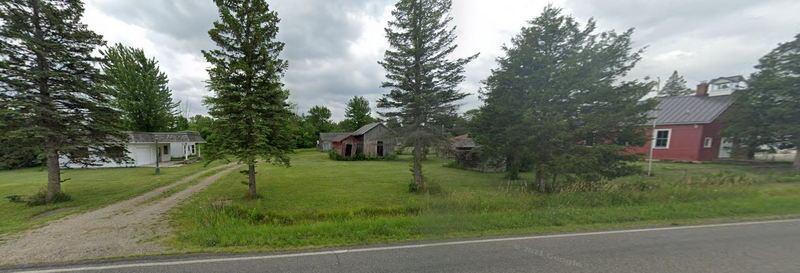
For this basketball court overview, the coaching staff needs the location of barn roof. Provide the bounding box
[649,95,734,125]
[326,123,390,143]
[352,122,383,136]
[319,133,350,142]
[450,134,478,149]
[126,131,205,143]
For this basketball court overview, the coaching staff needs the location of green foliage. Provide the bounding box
[0,148,41,170]
[470,6,655,191]
[340,96,375,132]
[378,0,478,189]
[188,115,215,140]
[101,43,180,132]
[659,70,693,97]
[724,32,800,169]
[328,150,396,161]
[203,0,295,197]
[169,151,800,250]
[0,160,224,235]
[25,188,71,206]
[294,106,335,148]
[0,0,128,202]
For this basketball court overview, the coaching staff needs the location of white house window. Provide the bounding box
[653,129,671,149]
[703,137,713,148]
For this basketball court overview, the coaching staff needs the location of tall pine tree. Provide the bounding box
[471,6,654,191]
[726,33,800,170]
[659,70,692,97]
[378,0,477,191]
[203,0,295,198]
[340,96,375,132]
[101,43,180,132]
[0,0,127,203]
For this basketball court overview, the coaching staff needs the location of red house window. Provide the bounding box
[703,137,713,148]
[653,129,671,149]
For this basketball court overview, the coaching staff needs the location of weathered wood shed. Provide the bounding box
[330,123,397,158]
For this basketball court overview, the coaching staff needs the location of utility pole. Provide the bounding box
[155,139,161,175]
[647,117,656,176]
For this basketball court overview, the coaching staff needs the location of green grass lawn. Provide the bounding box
[0,160,222,235]
[169,149,799,251]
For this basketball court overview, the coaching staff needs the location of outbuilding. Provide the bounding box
[329,123,396,158]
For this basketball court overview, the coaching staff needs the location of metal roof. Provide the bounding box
[126,131,206,143]
[649,95,734,125]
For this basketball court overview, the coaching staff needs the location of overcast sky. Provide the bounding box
[83,0,800,121]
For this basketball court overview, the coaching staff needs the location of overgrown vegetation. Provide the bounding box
[328,150,397,161]
[169,150,800,251]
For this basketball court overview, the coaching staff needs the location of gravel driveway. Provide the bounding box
[0,163,240,265]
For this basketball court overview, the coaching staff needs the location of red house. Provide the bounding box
[628,82,735,162]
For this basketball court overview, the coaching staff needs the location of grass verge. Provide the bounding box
[168,149,800,251]
[0,160,224,236]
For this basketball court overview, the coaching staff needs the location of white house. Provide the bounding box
[707,75,747,96]
[60,131,205,168]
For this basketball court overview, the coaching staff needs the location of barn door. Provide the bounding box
[345,144,353,157]
[377,141,384,157]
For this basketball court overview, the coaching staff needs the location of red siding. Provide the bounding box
[627,121,725,162]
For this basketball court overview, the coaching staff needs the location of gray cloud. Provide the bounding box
[84,0,800,120]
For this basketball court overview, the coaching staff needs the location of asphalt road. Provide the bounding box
[5,218,800,273]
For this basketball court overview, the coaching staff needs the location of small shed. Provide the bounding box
[329,123,397,158]
[450,134,504,172]
[318,133,350,151]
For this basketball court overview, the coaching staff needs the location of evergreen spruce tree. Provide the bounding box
[0,0,127,203]
[203,0,295,198]
[378,0,477,191]
[726,33,800,170]
[659,70,693,96]
[471,6,654,192]
[340,96,375,132]
[101,44,180,132]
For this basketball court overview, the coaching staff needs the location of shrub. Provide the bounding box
[5,195,24,203]
[328,149,396,161]
[25,189,71,206]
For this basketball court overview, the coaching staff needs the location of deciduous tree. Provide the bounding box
[340,96,375,132]
[101,44,180,132]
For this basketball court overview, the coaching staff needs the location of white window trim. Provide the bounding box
[652,129,671,149]
[703,137,713,148]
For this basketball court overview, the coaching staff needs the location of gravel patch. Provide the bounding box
[0,163,240,265]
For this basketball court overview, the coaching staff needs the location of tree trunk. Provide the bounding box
[793,149,800,171]
[45,150,62,204]
[506,154,520,180]
[247,164,257,198]
[412,140,424,191]
[535,167,546,193]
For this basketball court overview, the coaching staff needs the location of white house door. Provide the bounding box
[718,138,733,158]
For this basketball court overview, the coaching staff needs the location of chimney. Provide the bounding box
[695,81,709,97]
